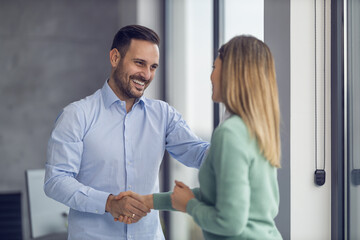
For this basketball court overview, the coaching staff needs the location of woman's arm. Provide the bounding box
[185,124,251,236]
[114,187,201,223]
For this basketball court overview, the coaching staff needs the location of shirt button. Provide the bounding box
[128,185,132,189]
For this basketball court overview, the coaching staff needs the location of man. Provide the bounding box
[44,25,209,239]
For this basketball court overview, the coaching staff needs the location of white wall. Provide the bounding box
[290,0,332,239]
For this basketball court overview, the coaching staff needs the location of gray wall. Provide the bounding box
[0,1,120,239]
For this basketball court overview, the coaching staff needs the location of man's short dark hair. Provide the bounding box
[111,25,160,58]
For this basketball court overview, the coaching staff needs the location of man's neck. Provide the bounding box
[108,78,136,113]
[125,100,135,113]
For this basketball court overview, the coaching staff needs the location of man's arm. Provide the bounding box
[165,105,210,168]
[44,104,110,214]
[106,194,150,223]
[44,104,149,217]
[112,191,153,223]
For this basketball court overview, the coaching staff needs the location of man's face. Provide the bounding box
[113,39,159,100]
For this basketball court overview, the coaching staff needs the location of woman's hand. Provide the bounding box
[171,180,195,212]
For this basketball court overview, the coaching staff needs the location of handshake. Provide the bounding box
[105,180,195,224]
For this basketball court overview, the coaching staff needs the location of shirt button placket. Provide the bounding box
[125,112,135,239]
[124,114,132,193]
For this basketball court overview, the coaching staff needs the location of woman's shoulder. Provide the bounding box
[222,114,245,126]
[215,115,248,137]
[211,115,252,148]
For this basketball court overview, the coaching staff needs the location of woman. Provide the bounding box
[117,35,282,239]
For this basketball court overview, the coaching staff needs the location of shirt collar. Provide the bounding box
[101,79,146,109]
[134,96,146,108]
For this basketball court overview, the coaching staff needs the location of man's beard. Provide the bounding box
[113,66,146,99]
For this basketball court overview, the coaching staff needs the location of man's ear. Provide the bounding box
[110,48,121,67]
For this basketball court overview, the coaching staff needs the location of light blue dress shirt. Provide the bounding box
[44,80,209,240]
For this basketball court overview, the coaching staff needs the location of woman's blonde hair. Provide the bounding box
[219,35,281,167]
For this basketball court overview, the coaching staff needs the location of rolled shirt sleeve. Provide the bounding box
[44,104,110,214]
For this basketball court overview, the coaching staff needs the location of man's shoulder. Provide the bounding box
[143,97,167,107]
[142,98,184,122]
[62,89,102,116]
[68,89,102,108]
[142,97,175,112]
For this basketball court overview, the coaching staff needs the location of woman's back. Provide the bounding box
[191,115,281,240]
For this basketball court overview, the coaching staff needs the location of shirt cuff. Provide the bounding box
[153,192,174,211]
[86,188,111,214]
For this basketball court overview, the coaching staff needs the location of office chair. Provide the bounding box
[0,192,22,240]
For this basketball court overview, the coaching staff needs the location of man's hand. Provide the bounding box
[105,193,150,224]
[171,180,195,212]
[112,191,154,224]
[115,191,154,209]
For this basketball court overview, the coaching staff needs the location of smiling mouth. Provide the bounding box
[132,79,145,86]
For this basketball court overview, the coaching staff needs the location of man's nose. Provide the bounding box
[141,67,152,80]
